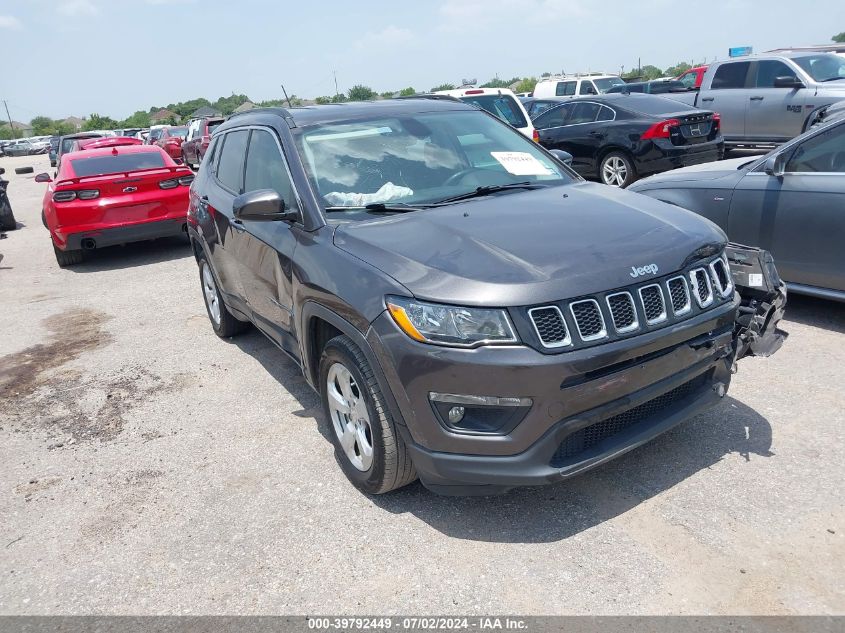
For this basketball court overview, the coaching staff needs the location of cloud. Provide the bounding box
[58,0,99,16]
[354,25,416,50]
[438,0,585,30]
[0,15,22,29]
[145,0,197,4]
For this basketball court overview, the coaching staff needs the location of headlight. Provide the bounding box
[386,296,517,347]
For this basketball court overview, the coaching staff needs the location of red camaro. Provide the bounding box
[154,125,189,161]
[36,144,194,267]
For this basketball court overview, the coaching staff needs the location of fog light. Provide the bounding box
[428,392,533,435]
[448,406,466,425]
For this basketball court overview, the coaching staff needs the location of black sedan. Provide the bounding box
[531,94,724,187]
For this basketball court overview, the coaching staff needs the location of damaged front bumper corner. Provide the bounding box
[727,242,789,362]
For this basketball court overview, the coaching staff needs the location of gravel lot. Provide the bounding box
[0,153,843,615]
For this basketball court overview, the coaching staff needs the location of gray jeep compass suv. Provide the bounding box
[187,99,786,495]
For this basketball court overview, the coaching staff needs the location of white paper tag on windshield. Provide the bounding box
[748,273,763,287]
[490,152,552,176]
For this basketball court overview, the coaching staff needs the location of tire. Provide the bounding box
[14,166,34,175]
[319,335,417,494]
[197,253,248,338]
[599,151,636,188]
[41,210,47,229]
[0,200,16,231]
[53,244,84,267]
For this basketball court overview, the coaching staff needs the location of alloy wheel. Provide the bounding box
[326,362,374,472]
[201,262,221,326]
[602,156,628,187]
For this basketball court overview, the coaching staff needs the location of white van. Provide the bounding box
[434,87,537,141]
[533,74,626,99]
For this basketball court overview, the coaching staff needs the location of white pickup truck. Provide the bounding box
[669,51,845,148]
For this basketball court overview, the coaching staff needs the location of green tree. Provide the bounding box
[380,91,395,98]
[213,94,251,115]
[331,93,348,103]
[480,76,520,89]
[514,77,538,94]
[398,87,416,96]
[315,96,332,105]
[82,113,119,131]
[31,116,55,135]
[430,83,455,92]
[121,110,151,128]
[664,62,692,78]
[347,85,376,101]
[833,32,845,43]
[0,126,15,140]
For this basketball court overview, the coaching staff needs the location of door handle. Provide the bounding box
[750,96,764,101]
[701,97,714,102]
[589,131,604,137]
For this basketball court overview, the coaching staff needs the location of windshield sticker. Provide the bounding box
[490,152,553,176]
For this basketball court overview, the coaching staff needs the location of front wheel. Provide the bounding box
[599,151,636,188]
[320,335,417,494]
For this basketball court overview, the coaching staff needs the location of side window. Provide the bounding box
[244,129,299,211]
[579,82,597,95]
[679,71,697,89]
[204,136,222,174]
[215,130,249,193]
[555,81,576,96]
[755,60,798,88]
[785,125,845,173]
[534,104,572,129]
[629,84,644,93]
[529,100,556,117]
[569,102,601,124]
[711,62,751,89]
[597,106,615,122]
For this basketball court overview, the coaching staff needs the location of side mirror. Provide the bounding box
[0,167,4,175]
[763,153,786,177]
[34,172,52,183]
[549,149,573,166]
[773,76,805,89]
[233,189,300,222]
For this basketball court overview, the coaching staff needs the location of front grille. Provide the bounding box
[570,299,606,341]
[550,374,709,466]
[691,268,714,307]
[667,276,691,315]
[639,284,667,325]
[606,292,638,333]
[525,254,731,350]
[528,306,571,348]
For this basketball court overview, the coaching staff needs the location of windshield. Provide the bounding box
[294,110,572,210]
[620,95,692,116]
[69,152,167,177]
[168,127,189,138]
[457,95,528,128]
[594,77,625,92]
[793,54,845,82]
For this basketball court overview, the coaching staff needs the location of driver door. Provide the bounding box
[730,122,845,291]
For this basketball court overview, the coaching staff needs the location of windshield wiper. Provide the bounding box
[433,181,547,205]
[324,203,424,213]
[821,77,845,82]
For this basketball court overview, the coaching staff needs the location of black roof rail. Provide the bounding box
[392,93,462,102]
[224,106,297,128]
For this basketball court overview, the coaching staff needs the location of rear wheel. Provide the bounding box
[319,335,417,494]
[53,244,84,267]
[600,151,636,188]
[198,253,248,338]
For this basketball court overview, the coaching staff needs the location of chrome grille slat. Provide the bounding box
[638,284,668,325]
[606,292,639,334]
[709,257,733,298]
[690,268,714,307]
[569,299,607,341]
[528,306,571,348]
[667,275,692,316]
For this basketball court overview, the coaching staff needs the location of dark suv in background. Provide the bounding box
[187,100,785,496]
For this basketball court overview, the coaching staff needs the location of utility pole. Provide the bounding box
[3,100,15,139]
[333,71,339,98]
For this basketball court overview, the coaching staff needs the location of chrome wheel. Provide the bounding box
[326,362,374,472]
[201,262,221,326]
[601,155,628,187]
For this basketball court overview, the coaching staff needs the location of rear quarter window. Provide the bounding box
[69,152,167,177]
[459,95,528,128]
[711,62,751,89]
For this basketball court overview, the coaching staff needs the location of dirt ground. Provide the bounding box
[0,153,843,615]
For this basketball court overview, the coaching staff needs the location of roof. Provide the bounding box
[1,121,32,130]
[221,98,474,131]
[191,105,222,118]
[232,101,256,113]
[150,109,178,120]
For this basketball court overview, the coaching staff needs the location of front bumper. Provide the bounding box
[368,297,739,494]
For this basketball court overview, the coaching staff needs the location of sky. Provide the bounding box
[1,0,844,122]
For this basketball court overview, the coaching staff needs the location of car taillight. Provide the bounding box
[640,118,681,140]
[712,113,721,131]
[178,175,194,186]
[464,89,484,95]
[77,189,100,200]
[159,179,179,189]
[52,191,77,202]
[532,129,540,143]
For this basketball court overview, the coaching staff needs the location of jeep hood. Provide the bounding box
[333,182,726,306]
